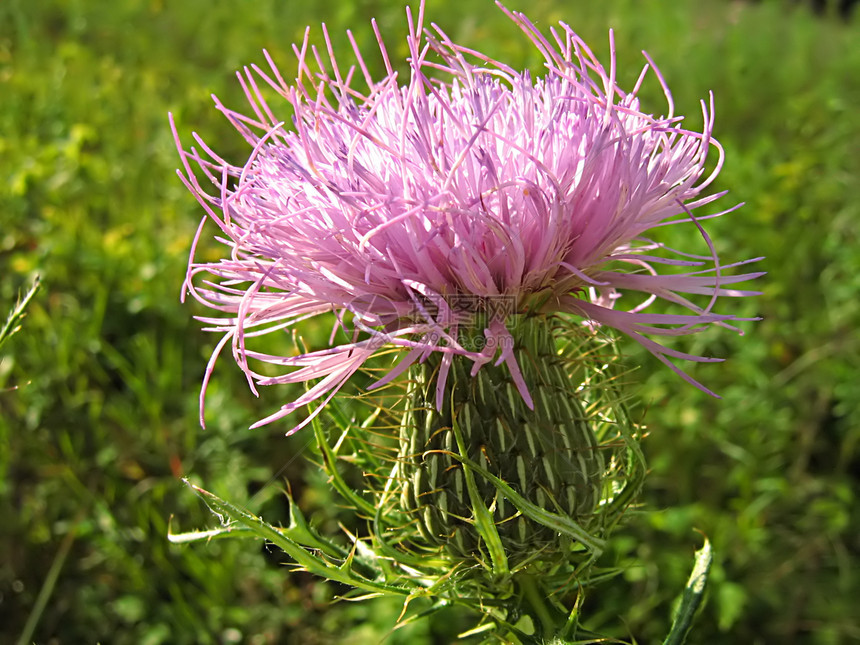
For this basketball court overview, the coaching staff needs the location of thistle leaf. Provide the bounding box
[663,538,713,645]
[180,479,411,597]
[452,406,510,579]
[311,412,379,517]
[449,453,605,559]
[166,523,255,544]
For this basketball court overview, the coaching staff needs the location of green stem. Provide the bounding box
[518,573,558,640]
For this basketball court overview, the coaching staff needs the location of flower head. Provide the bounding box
[173,2,762,431]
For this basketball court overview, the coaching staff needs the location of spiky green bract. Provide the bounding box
[173,326,645,641]
[398,316,604,570]
[386,318,646,638]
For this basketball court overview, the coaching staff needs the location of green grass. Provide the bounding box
[1,0,858,642]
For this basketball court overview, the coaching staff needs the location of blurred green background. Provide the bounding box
[1,0,858,642]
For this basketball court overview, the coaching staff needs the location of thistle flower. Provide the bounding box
[172,2,761,433]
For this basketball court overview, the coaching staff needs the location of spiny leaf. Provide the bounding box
[311,411,379,517]
[452,407,510,579]
[663,537,713,645]
[166,523,255,544]
[181,479,411,597]
[448,454,605,558]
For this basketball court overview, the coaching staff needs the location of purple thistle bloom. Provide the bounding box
[173,2,762,432]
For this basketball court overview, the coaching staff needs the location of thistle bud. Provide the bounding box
[397,316,608,569]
